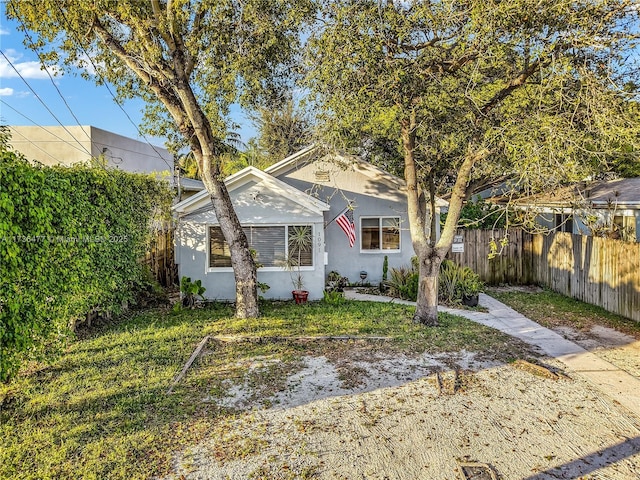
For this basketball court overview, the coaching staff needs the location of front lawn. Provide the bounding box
[0,300,531,480]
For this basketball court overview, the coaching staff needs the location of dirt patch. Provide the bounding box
[168,353,640,480]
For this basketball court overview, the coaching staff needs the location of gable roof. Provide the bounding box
[264,144,404,190]
[265,145,449,208]
[584,177,640,206]
[514,177,640,209]
[172,165,330,215]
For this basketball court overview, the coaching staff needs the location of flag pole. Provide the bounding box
[324,204,352,229]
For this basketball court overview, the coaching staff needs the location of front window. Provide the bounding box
[209,225,312,268]
[361,217,400,251]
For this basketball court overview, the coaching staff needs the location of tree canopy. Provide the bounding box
[304,0,640,323]
[8,0,314,318]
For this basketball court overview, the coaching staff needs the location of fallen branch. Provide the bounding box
[166,335,210,394]
[212,335,393,343]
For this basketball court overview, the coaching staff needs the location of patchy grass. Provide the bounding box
[489,288,640,339]
[0,300,532,480]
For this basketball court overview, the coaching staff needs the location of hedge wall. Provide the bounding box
[0,148,173,381]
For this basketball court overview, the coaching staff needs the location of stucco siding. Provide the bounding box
[8,125,172,177]
[174,173,328,301]
[175,218,326,301]
[275,157,416,285]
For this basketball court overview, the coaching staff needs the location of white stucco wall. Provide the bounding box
[8,125,172,178]
[273,157,419,285]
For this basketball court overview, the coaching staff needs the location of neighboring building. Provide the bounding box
[8,125,173,177]
[517,177,640,242]
[177,177,205,201]
[173,146,445,301]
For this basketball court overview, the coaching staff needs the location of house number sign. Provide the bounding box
[452,234,464,253]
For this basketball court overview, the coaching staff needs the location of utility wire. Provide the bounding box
[1,111,71,165]
[1,99,94,160]
[0,50,91,156]
[11,8,93,146]
[0,49,93,158]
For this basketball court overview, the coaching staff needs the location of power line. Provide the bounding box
[0,99,93,161]
[0,49,93,158]
[2,118,71,165]
[10,6,93,147]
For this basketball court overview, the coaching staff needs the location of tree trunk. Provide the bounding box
[413,250,444,326]
[174,77,259,319]
[199,158,258,319]
[402,115,487,326]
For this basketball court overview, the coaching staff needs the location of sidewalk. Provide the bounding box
[344,290,640,417]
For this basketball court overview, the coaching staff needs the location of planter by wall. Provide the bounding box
[292,290,309,304]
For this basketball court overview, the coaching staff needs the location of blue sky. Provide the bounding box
[0,6,256,150]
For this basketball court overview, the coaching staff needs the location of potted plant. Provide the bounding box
[286,225,312,303]
[456,267,483,307]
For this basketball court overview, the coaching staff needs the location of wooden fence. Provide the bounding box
[143,226,177,287]
[449,228,640,322]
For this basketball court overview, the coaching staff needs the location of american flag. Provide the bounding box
[336,207,356,248]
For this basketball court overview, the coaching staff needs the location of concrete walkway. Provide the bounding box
[344,290,640,417]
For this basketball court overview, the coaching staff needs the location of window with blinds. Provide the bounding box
[209,225,312,268]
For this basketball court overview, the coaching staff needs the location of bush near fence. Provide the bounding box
[0,151,173,381]
[449,228,640,322]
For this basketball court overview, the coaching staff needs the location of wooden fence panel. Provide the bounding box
[450,228,640,322]
[143,226,177,287]
[449,228,533,285]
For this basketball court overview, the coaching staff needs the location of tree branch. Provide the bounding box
[479,59,543,115]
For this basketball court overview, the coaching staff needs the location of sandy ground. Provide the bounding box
[166,332,640,480]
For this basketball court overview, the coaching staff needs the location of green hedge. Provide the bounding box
[0,149,173,381]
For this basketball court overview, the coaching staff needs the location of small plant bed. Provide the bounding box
[0,301,536,480]
[488,287,640,339]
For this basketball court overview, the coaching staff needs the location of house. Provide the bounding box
[517,177,640,242]
[8,125,173,177]
[172,146,445,301]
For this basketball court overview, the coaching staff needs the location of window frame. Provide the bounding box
[207,224,315,272]
[359,216,401,253]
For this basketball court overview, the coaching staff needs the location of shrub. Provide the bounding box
[326,270,349,292]
[322,289,346,305]
[386,259,483,305]
[180,276,206,308]
[438,260,483,305]
[388,265,419,301]
[0,151,172,381]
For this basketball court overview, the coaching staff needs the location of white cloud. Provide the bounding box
[0,49,60,79]
[0,87,14,96]
[0,27,9,35]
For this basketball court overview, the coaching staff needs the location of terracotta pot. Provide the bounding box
[292,290,309,304]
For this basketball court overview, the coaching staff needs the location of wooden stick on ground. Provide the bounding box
[166,335,210,394]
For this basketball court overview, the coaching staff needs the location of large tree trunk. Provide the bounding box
[174,70,259,318]
[401,116,440,326]
[203,174,259,319]
[92,17,260,318]
[414,249,446,326]
[402,113,486,325]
